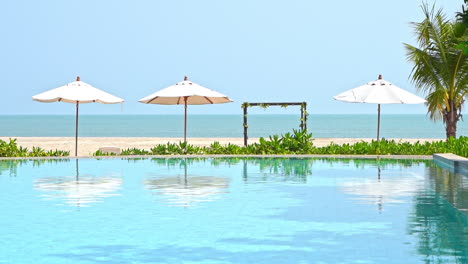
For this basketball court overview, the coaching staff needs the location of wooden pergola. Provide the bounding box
[242,102,308,146]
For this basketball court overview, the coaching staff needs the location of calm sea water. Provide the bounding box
[0,157,466,263]
[0,114,466,138]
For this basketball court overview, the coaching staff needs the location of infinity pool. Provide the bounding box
[0,158,467,264]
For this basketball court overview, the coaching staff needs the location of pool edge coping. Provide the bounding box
[433,153,468,174]
[0,154,433,160]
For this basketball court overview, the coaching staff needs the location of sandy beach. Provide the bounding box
[0,137,444,156]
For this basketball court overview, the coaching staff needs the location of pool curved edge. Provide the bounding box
[0,154,433,160]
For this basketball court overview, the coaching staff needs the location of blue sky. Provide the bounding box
[0,0,462,115]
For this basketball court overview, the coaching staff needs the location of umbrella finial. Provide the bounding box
[76,76,81,82]
[184,76,189,81]
[378,74,383,80]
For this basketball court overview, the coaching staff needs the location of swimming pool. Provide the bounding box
[0,157,466,263]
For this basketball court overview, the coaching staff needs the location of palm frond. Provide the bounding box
[404,3,468,128]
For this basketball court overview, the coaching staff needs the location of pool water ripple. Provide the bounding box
[0,158,466,264]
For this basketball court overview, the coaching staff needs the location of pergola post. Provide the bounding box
[301,102,307,131]
[243,104,248,146]
[300,104,304,131]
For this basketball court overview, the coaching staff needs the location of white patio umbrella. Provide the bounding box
[333,75,426,140]
[138,76,233,142]
[32,76,124,156]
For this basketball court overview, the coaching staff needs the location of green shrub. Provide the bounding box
[0,139,70,157]
[91,132,468,158]
[93,150,117,156]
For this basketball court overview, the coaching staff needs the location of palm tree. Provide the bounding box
[456,0,468,55]
[456,0,468,26]
[405,4,468,139]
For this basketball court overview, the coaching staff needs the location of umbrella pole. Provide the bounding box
[75,158,79,181]
[184,97,188,142]
[377,104,381,141]
[75,102,79,156]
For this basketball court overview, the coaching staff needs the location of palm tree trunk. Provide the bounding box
[445,105,459,139]
[445,119,457,139]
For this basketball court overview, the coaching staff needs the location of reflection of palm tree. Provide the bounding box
[34,159,122,207]
[428,166,468,212]
[409,194,468,262]
[407,166,468,263]
[145,158,229,207]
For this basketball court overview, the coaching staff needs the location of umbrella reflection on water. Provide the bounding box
[144,159,229,207]
[340,166,424,212]
[34,159,122,207]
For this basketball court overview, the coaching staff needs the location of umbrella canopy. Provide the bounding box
[334,75,426,104]
[32,77,124,156]
[333,75,426,140]
[139,76,232,105]
[139,76,233,141]
[32,77,124,104]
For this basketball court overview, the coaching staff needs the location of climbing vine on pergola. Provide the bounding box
[242,102,308,146]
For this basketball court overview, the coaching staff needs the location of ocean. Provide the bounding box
[0,114,466,139]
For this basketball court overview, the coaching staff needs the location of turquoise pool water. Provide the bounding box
[0,158,466,264]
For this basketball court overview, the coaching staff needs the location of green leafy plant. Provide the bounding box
[259,103,269,109]
[0,139,69,157]
[121,148,151,155]
[93,150,117,156]
[91,133,468,158]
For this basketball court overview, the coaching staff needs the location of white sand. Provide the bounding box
[0,137,444,156]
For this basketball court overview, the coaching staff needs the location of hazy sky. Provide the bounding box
[0,0,462,115]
